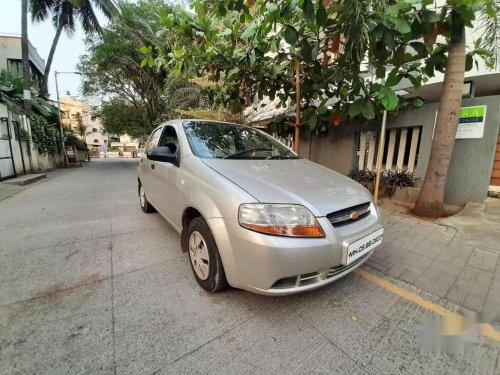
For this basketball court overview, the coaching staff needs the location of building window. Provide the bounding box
[94,139,99,143]
[0,117,10,140]
[91,115,96,121]
[92,128,98,133]
[71,114,79,120]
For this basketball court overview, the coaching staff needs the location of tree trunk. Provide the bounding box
[40,22,64,97]
[413,34,466,218]
[21,0,32,114]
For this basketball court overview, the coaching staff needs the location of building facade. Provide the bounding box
[59,96,108,150]
[0,34,57,179]
[0,33,45,91]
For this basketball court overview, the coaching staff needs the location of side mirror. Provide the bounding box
[147,146,178,166]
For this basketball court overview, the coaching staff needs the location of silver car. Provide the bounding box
[138,120,383,295]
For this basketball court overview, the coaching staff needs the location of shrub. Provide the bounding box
[348,169,418,198]
[64,135,88,151]
[29,114,60,155]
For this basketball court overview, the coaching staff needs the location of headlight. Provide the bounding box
[239,204,324,237]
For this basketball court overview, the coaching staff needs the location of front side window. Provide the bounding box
[183,121,298,160]
[158,126,179,153]
[145,127,162,153]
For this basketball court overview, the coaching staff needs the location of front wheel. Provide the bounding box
[187,217,228,293]
[139,182,155,213]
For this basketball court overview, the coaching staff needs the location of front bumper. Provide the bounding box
[207,205,383,296]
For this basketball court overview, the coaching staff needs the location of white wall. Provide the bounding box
[0,102,58,178]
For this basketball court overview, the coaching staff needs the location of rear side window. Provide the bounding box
[145,127,162,153]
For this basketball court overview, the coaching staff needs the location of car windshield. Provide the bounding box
[183,121,299,160]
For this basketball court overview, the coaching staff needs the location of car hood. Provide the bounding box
[202,158,372,217]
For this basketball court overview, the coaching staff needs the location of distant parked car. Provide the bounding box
[137,120,383,295]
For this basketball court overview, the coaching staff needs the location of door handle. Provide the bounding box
[151,163,155,170]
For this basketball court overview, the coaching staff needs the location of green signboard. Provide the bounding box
[456,105,487,139]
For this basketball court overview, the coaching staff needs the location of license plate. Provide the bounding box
[343,228,384,265]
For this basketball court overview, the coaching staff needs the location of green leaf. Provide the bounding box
[308,113,318,129]
[227,67,240,79]
[280,0,297,17]
[385,70,403,87]
[140,57,148,68]
[413,98,424,107]
[139,46,149,54]
[147,56,155,68]
[284,25,299,45]
[217,2,227,16]
[249,50,256,66]
[375,66,386,79]
[384,4,402,17]
[174,47,184,58]
[420,9,441,23]
[379,86,399,111]
[302,0,315,21]
[317,105,328,115]
[361,101,375,120]
[465,54,473,71]
[266,3,278,12]
[220,28,232,37]
[316,2,328,26]
[241,23,257,40]
[394,17,411,34]
[348,99,364,118]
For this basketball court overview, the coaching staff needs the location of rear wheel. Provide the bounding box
[139,182,155,213]
[187,217,228,292]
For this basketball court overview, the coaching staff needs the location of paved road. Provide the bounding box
[0,159,498,374]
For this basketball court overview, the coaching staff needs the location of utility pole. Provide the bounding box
[55,71,68,166]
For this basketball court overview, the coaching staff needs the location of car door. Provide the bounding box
[140,126,163,199]
[148,125,183,229]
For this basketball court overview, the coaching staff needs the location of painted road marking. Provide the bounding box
[354,268,500,342]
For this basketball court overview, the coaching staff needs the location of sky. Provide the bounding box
[0,1,109,100]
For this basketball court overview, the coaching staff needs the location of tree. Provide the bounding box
[29,0,119,97]
[21,0,32,114]
[144,0,428,142]
[79,0,174,131]
[99,98,150,140]
[79,0,220,137]
[414,0,496,218]
[147,0,495,218]
[479,0,500,66]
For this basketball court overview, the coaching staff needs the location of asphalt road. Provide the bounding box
[0,159,498,374]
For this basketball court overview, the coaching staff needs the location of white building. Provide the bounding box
[0,33,45,91]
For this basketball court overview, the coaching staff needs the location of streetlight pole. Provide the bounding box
[54,70,81,167]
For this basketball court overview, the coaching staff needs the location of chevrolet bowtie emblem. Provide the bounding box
[350,210,361,220]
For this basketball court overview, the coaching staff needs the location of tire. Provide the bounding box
[138,181,156,213]
[187,217,228,292]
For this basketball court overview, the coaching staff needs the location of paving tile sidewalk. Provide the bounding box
[366,199,500,313]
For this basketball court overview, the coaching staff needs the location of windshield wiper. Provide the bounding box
[223,147,273,159]
[265,155,298,160]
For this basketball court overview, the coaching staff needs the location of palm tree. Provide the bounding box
[414,4,498,218]
[479,1,500,67]
[30,0,119,97]
[21,0,32,114]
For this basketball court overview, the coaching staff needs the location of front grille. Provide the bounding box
[326,202,371,227]
[270,253,371,290]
